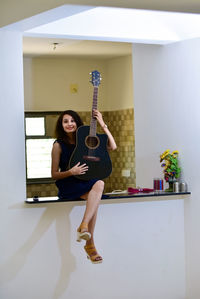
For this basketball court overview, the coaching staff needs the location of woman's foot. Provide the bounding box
[84,243,103,264]
[77,222,91,242]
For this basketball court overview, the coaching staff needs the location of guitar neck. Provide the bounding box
[89,86,98,136]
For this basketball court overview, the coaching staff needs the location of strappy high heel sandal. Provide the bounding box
[84,244,103,264]
[77,222,91,242]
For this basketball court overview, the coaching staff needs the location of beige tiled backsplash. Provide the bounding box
[27,108,136,198]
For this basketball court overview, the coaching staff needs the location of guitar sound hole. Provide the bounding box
[85,136,100,149]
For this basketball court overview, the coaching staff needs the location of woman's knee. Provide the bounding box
[93,180,104,192]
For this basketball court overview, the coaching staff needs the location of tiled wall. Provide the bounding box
[26,108,136,198]
[103,109,136,192]
[27,182,57,198]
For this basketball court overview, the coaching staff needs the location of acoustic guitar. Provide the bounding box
[69,70,112,181]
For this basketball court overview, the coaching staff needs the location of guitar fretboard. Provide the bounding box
[89,86,98,137]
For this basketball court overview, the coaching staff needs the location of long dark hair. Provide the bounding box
[55,110,83,144]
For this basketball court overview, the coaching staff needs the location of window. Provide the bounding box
[25,112,59,183]
[25,117,45,136]
[26,138,55,179]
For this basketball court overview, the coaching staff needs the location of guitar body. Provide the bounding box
[69,125,112,180]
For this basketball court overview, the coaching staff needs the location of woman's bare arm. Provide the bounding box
[93,109,117,151]
[51,142,88,180]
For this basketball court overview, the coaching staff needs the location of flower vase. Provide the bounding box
[166,177,176,192]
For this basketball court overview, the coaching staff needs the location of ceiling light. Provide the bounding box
[52,42,59,50]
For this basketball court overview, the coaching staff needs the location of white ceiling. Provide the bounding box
[23,37,132,59]
[23,6,200,58]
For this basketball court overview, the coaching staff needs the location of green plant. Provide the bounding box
[160,149,181,182]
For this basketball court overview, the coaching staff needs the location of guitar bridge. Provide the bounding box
[83,155,100,162]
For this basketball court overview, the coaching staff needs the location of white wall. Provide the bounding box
[23,57,33,109]
[23,57,107,111]
[1,3,199,297]
[23,55,133,112]
[0,29,186,299]
[0,30,26,210]
[0,29,26,295]
[133,38,200,299]
[1,0,199,28]
[0,197,185,299]
[105,55,134,111]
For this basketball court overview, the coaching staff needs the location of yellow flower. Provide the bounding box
[165,160,170,166]
[172,150,179,158]
[160,149,170,161]
[172,150,179,155]
[163,149,170,155]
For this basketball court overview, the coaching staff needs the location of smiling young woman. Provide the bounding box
[51,109,117,263]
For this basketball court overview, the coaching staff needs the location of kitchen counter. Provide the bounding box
[25,191,191,204]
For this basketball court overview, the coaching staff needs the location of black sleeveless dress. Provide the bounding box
[55,140,98,200]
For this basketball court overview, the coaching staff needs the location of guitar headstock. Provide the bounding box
[90,70,101,87]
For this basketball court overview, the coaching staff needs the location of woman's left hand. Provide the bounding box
[93,109,117,151]
[93,109,105,128]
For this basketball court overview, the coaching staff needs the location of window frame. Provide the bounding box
[25,111,60,184]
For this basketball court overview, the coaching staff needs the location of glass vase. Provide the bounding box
[166,177,177,192]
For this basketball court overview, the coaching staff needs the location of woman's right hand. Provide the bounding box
[69,162,89,175]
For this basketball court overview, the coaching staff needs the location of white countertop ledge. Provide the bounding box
[25,191,191,205]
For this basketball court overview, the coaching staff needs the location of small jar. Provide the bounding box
[173,182,180,193]
[180,182,188,192]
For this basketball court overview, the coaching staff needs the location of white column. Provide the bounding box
[133,38,200,299]
[0,29,26,203]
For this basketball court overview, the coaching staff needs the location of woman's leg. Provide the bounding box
[87,208,98,244]
[80,180,104,229]
[85,210,103,262]
[79,181,104,262]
